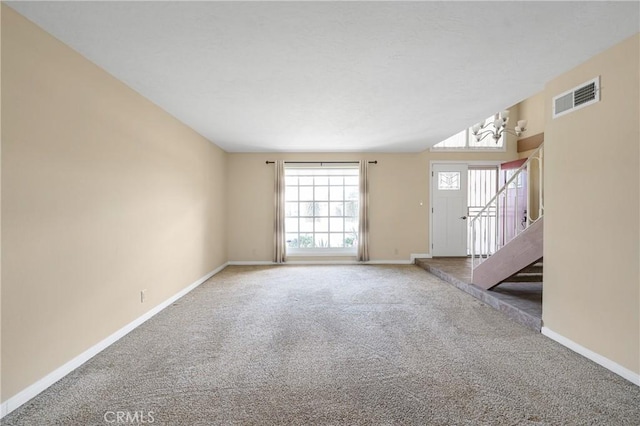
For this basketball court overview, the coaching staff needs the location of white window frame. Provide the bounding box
[430,115,507,152]
[284,165,359,257]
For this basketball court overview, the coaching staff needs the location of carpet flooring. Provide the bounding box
[4,265,639,425]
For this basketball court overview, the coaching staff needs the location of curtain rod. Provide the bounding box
[265,160,377,165]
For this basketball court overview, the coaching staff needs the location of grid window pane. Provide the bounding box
[286,233,299,248]
[315,186,329,201]
[285,187,298,201]
[300,177,313,185]
[344,201,358,217]
[299,233,314,248]
[299,202,314,216]
[284,167,359,253]
[330,218,344,232]
[285,202,298,217]
[330,202,343,217]
[345,234,357,247]
[345,176,359,185]
[330,233,345,248]
[285,218,298,232]
[299,187,314,201]
[345,186,358,200]
[300,217,314,232]
[314,176,329,185]
[314,202,328,216]
[314,234,329,248]
[315,218,329,232]
[329,186,343,201]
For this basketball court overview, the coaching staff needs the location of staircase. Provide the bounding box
[472,217,543,290]
[471,144,544,290]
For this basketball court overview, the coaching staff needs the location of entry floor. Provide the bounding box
[415,257,542,331]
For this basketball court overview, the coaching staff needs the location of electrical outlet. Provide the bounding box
[394,248,399,255]
[140,289,147,303]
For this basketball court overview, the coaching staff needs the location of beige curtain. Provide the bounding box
[358,160,370,262]
[273,160,286,263]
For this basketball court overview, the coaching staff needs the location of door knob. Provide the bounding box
[459,216,467,220]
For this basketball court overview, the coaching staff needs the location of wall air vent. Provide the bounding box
[553,76,600,119]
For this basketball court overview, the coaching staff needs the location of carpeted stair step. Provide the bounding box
[519,263,543,274]
[503,273,543,283]
[502,260,544,283]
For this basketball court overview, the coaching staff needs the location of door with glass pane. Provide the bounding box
[431,164,468,256]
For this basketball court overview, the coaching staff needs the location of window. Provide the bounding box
[437,171,461,190]
[431,115,505,151]
[467,167,499,255]
[285,167,359,255]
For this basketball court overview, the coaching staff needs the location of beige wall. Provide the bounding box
[227,140,517,262]
[517,91,545,160]
[517,91,545,140]
[543,34,639,374]
[513,93,545,220]
[227,153,431,262]
[0,4,3,396]
[1,6,228,401]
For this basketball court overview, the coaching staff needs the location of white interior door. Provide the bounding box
[432,163,469,256]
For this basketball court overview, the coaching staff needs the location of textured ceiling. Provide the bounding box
[7,1,640,152]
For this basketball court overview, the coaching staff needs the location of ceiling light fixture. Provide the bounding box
[471,110,527,143]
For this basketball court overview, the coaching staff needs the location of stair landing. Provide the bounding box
[415,257,542,331]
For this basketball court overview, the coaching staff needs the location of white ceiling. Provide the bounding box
[7,1,640,152]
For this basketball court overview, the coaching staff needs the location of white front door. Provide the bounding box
[432,163,469,256]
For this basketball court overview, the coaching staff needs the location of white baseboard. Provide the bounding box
[0,262,229,419]
[228,253,432,266]
[541,326,640,386]
[366,253,432,265]
[285,260,359,265]
[410,253,432,262]
[244,260,415,265]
